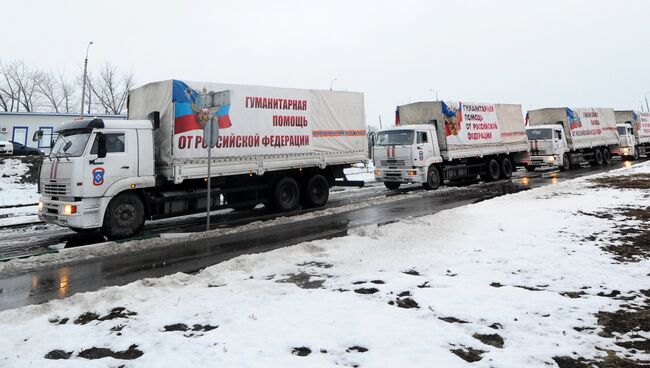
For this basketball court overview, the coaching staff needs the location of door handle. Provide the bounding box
[90,161,104,165]
[121,165,130,169]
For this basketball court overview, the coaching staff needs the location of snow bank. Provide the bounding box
[1,162,649,367]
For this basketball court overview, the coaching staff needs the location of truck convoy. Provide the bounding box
[373,101,529,190]
[36,80,367,239]
[525,108,619,171]
[614,110,650,160]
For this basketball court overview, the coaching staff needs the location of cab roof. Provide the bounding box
[380,124,436,132]
[56,118,152,132]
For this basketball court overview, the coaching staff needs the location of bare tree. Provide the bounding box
[58,72,74,113]
[0,60,20,112]
[88,62,134,115]
[6,60,43,112]
[37,70,75,113]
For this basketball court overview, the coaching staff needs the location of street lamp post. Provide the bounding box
[80,41,94,117]
[330,78,337,91]
[428,89,439,101]
[645,92,650,113]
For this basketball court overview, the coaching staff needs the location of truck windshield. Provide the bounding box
[617,126,627,136]
[376,130,415,146]
[526,128,553,140]
[50,130,91,158]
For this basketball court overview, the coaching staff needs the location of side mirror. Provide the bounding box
[32,130,43,142]
[96,132,107,158]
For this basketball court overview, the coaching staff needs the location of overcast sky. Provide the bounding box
[3,0,649,127]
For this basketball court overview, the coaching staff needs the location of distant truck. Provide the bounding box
[525,108,619,171]
[35,80,367,239]
[614,110,650,160]
[373,101,529,190]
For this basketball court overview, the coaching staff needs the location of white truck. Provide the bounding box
[35,80,367,239]
[525,107,619,171]
[373,101,528,190]
[614,110,650,160]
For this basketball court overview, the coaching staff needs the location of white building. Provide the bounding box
[0,112,125,153]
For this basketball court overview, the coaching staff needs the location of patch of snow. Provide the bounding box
[0,162,649,366]
[0,158,38,207]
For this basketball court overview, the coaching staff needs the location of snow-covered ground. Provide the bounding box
[1,163,649,367]
[0,158,40,227]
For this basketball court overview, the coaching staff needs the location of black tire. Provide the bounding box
[226,192,258,211]
[271,177,300,212]
[302,174,329,208]
[480,159,501,182]
[384,182,401,190]
[602,149,611,164]
[560,153,571,171]
[500,158,513,179]
[525,165,536,172]
[633,149,640,160]
[594,149,604,165]
[102,192,145,240]
[422,165,441,190]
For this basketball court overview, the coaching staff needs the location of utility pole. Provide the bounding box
[428,89,439,101]
[330,78,337,91]
[80,41,93,117]
[645,92,649,113]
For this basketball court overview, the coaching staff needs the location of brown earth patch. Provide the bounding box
[276,272,327,289]
[472,333,504,348]
[589,173,650,190]
[450,347,485,362]
[78,344,143,360]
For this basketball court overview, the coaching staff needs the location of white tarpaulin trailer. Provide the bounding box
[527,107,619,150]
[396,101,528,160]
[615,110,650,145]
[129,80,367,183]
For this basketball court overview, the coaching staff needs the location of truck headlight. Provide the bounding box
[548,156,555,162]
[38,201,43,211]
[374,169,381,176]
[623,148,629,153]
[407,170,418,176]
[63,204,77,215]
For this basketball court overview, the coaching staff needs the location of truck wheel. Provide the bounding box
[500,158,513,179]
[480,159,501,182]
[633,149,640,160]
[422,165,440,190]
[602,149,611,164]
[594,149,604,165]
[102,192,145,240]
[302,174,329,208]
[384,182,401,190]
[525,165,536,172]
[560,153,571,171]
[272,177,300,212]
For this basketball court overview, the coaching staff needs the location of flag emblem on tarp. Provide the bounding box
[172,80,232,134]
[92,167,105,186]
[566,108,583,130]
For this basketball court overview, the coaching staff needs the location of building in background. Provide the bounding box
[0,112,126,154]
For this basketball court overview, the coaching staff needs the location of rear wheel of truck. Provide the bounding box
[560,153,571,171]
[594,149,604,165]
[302,174,329,208]
[602,149,611,164]
[500,158,513,179]
[102,192,145,240]
[271,177,300,212]
[422,165,440,190]
[384,182,401,190]
[480,159,501,182]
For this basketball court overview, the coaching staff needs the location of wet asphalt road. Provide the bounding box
[0,160,639,311]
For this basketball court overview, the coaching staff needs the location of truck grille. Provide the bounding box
[43,183,69,195]
[380,159,406,167]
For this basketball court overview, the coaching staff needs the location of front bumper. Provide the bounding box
[374,167,426,184]
[528,155,559,167]
[38,197,105,229]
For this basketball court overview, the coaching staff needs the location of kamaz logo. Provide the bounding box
[92,167,105,186]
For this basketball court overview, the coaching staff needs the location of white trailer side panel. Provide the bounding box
[129,80,367,183]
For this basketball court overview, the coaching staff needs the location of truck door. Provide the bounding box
[84,130,138,197]
[627,127,636,148]
[554,129,564,154]
[416,131,434,164]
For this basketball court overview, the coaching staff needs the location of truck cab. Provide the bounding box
[37,118,155,235]
[373,124,441,190]
[525,125,570,171]
[615,123,638,159]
